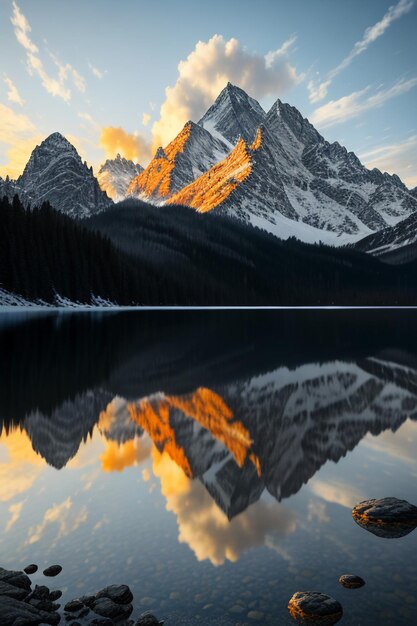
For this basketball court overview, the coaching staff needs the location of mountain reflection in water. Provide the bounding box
[1,311,417,524]
[2,310,417,625]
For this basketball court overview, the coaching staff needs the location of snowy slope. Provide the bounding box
[98,153,143,201]
[355,210,417,262]
[17,132,112,219]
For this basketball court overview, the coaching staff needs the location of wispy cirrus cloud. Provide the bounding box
[3,74,25,106]
[11,0,86,102]
[359,134,417,187]
[88,62,106,80]
[310,77,417,129]
[308,0,415,103]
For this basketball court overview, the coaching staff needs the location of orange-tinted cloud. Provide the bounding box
[0,429,45,502]
[100,437,151,473]
[152,448,296,565]
[99,126,151,164]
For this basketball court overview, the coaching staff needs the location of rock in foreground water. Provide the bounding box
[288,591,343,624]
[24,564,38,575]
[352,497,417,538]
[338,574,365,589]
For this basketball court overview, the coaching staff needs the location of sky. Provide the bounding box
[0,0,416,187]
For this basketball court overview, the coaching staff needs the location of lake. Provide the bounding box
[1,310,417,625]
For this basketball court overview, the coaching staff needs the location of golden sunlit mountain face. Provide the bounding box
[127,387,260,476]
[168,134,257,212]
[127,123,193,199]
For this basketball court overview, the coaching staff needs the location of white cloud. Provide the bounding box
[5,501,25,532]
[359,135,417,187]
[152,34,302,149]
[3,75,25,106]
[142,112,151,126]
[308,0,414,102]
[309,479,366,509]
[310,77,417,128]
[11,1,86,102]
[78,111,100,131]
[26,497,88,545]
[88,62,106,80]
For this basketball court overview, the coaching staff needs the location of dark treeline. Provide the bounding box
[0,195,149,305]
[1,194,417,305]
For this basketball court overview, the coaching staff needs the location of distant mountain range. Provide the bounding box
[98,153,143,201]
[1,83,416,255]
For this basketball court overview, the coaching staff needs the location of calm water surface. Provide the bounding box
[1,310,417,625]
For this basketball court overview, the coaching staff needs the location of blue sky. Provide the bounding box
[0,0,416,186]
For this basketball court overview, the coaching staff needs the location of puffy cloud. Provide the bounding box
[359,134,417,188]
[3,75,25,106]
[310,78,417,129]
[152,449,296,566]
[151,34,302,149]
[308,0,415,102]
[99,126,152,163]
[5,501,25,532]
[26,497,88,545]
[142,113,151,127]
[11,1,85,102]
[100,437,151,472]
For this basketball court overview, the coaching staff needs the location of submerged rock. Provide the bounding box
[43,564,63,577]
[352,497,417,538]
[339,574,365,589]
[288,591,343,624]
[135,615,164,625]
[24,564,38,575]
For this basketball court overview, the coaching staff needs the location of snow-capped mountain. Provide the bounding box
[198,82,266,146]
[127,120,230,199]
[17,132,112,219]
[169,91,417,244]
[98,153,143,201]
[355,210,417,263]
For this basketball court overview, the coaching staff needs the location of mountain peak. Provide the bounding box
[17,133,111,218]
[198,83,265,145]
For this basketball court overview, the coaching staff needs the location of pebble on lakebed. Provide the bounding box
[338,574,365,589]
[352,497,417,538]
[288,591,343,624]
[43,564,63,577]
